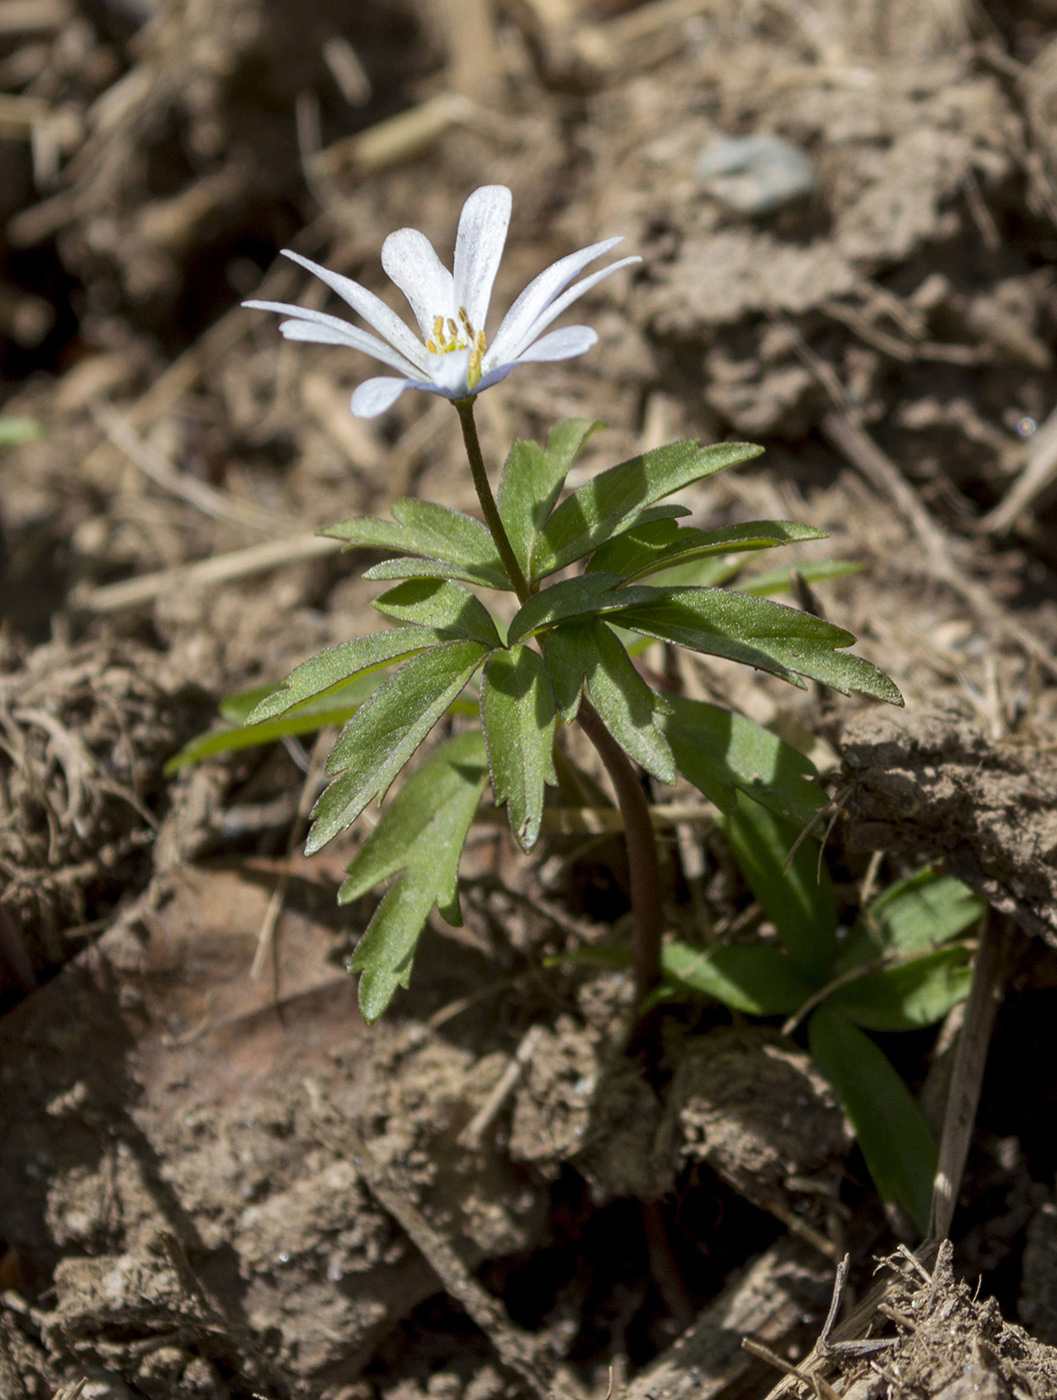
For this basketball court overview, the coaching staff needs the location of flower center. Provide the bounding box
[426,306,487,389]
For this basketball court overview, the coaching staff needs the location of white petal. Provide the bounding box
[485,236,625,367]
[426,346,472,396]
[246,299,423,377]
[351,376,412,417]
[381,228,457,340]
[474,364,516,392]
[516,325,598,363]
[452,185,511,333]
[279,250,428,372]
[505,256,641,362]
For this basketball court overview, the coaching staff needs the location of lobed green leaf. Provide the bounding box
[809,1007,936,1234]
[508,574,655,646]
[480,645,558,851]
[371,578,501,646]
[245,628,443,725]
[341,731,488,1021]
[307,641,489,854]
[588,518,827,582]
[661,694,826,830]
[613,586,904,703]
[498,418,604,576]
[361,556,509,589]
[322,498,509,589]
[533,439,763,578]
[579,622,676,782]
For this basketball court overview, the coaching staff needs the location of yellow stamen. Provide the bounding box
[433,316,444,341]
[447,317,458,339]
[426,339,438,354]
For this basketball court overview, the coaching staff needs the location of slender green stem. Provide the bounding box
[455,397,530,604]
[453,397,663,1013]
[577,700,663,1010]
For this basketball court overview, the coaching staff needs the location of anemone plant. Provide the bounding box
[233,184,903,1024]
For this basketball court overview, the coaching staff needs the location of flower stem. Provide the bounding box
[455,398,530,604]
[454,397,662,1014]
[576,699,663,1010]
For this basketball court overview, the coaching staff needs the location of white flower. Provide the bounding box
[245,185,640,417]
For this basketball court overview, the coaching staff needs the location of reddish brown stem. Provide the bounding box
[576,700,663,1009]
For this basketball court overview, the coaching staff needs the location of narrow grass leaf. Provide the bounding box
[165,673,382,774]
[809,1007,937,1235]
[736,559,864,596]
[828,946,973,1031]
[837,868,986,972]
[663,942,815,1015]
[723,788,837,981]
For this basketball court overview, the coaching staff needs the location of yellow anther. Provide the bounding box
[447,317,458,339]
[432,316,444,340]
[475,329,486,351]
[426,339,438,354]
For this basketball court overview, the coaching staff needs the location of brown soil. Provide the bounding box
[3,1,1057,1398]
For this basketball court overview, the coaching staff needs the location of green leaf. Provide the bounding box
[868,870,985,954]
[340,732,488,1021]
[662,942,816,1015]
[323,499,509,589]
[837,868,985,972]
[534,439,764,578]
[737,559,864,597]
[829,946,973,1031]
[661,694,826,830]
[480,645,558,851]
[588,519,827,582]
[723,789,837,982]
[809,1007,936,1234]
[371,578,501,646]
[360,557,501,589]
[165,672,383,774]
[307,641,489,854]
[507,574,654,645]
[581,622,676,783]
[613,586,904,703]
[498,418,604,576]
[245,628,444,725]
[0,416,44,447]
